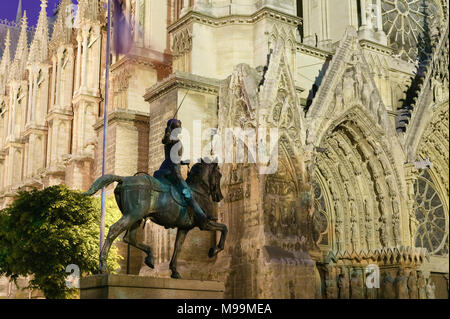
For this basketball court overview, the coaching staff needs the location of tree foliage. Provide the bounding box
[0,185,122,299]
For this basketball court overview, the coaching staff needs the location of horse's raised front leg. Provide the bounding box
[99,215,135,274]
[123,220,154,269]
[169,228,188,279]
[201,220,228,258]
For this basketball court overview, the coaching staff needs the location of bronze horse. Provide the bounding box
[83,161,227,278]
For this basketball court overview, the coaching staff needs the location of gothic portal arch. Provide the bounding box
[412,102,449,259]
[313,106,406,254]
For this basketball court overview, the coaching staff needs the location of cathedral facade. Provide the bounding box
[0,0,448,299]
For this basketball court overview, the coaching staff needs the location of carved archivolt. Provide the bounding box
[314,111,405,254]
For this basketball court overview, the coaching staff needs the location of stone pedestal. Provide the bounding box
[80,275,224,299]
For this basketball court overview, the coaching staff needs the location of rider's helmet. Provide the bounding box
[167,119,182,131]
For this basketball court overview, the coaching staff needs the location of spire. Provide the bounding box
[51,0,73,49]
[0,30,11,69]
[0,30,11,95]
[29,0,49,64]
[10,11,28,81]
[16,0,23,25]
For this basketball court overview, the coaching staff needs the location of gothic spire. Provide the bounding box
[10,11,28,81]
[51,0,73,49]
[0,30,11,95]
[29,0,49,64]
[0,30,11,69]
[15,0,23,25]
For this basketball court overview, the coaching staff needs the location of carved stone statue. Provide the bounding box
[325,266,338,299]
[350,268,364,299]
[334,201,344,251]
[338,267,350,299]
[343,69,355,105]
[425,278,436,299]
[407,270,418,299]
[395,269,409,299]
[382,271,395,299]
[417,271,427,299]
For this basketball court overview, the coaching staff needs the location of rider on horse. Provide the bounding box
[159,119,217,227]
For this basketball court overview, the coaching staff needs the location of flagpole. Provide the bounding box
[99,0,112,271]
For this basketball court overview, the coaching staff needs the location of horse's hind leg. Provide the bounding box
[123,220,154,269]
[201,221,228,258]
[169,229,188,279]
[99,215,135,274]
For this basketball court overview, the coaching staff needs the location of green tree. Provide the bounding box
[0,185,123,299]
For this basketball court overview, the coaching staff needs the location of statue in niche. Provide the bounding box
[338,163,349,182]
[407,270,418,299]
[354,67,363,103]
[395,269,409,299]
[382,271,395,299]
[342,69,355,105]
[386,177,397,198]
[392,200,401,245]
[337,267,350,299]
[364,199,373,248]
[344,182,354,201]
[325,266,338,299]
[350,201,359,249]
[417,271,427,299]
[425,278,436,299]
[350,268,364,299]
[378,214,389,247]
[334,201,344,251]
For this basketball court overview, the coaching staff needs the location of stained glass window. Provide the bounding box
[413,169,449,256]
[381,0,440,61]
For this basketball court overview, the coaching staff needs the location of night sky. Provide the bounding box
[1,0,75,27]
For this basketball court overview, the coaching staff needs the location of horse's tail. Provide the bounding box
[83,175,123,196]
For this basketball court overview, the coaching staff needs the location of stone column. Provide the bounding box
[404,163,419,246]
[50,56,57,108]
[375,0,387,45]
[31,72,38,122]
[55,50,63,107]
[75,36,82,92]
[27,72,34,124]
[360,0,367,28]
[81,29,89,90]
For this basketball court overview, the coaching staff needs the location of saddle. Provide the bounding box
[152,169,187,207]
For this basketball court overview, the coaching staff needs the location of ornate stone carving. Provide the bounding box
[425,278,436,299]
[417,271,427,299]
[350,268,364,299]
[394,269,409,299]
[407,270,418,299]
[382,271,395,299]
[337,267,350,299]
[325,265,338,299]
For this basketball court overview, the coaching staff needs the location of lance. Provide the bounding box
[99,0,112,271]
[173,88,190,119]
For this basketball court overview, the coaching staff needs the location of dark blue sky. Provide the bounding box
[1,0,74,27]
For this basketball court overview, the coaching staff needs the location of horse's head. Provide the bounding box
[186,159,223,202]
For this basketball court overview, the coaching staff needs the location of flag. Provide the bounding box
[112,0,133,55]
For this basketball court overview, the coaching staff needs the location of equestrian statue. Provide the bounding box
[84,119,227,279]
